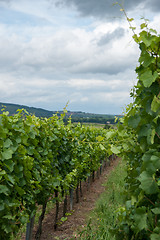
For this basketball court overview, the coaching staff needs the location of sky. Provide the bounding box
[0,0,160,114]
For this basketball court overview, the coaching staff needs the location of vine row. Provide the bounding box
[0,109,114,239]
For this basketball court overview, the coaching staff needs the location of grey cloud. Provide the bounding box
[0,32,136,80]
[0,0,11,5]
[147,0,160,12]
[54,0,160,19]
[98,27,125,46]
[72,63,131,75]
[71,53,138,75]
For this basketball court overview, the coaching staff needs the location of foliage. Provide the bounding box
[2,10,160,240]
[0,109,112,239]
[110,17,160,240]
[78,159,126,240]
[0,101,119,124]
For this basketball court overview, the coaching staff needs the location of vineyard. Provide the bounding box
[110,14,160,240]
[0,107,117,240]
[1,11,160,240]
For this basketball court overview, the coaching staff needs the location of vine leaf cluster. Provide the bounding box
[0,109,112,239]
[110,12,160,240]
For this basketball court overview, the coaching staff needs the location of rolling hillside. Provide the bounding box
[0,102,121,124]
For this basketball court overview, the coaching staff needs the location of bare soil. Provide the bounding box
[22,158,119,240]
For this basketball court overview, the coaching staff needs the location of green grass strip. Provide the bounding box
[77,159,126,240]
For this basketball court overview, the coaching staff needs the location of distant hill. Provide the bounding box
[0,102,55,118]
[0,102,122,124]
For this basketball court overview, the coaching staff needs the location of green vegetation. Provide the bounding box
[0,102,120,124]
[66,115,116,125]
[79,11,160,240]
[78,159,126,240]
[0,108,114,239]
[107,10,160,240]
[2,8,160,240]
[0,102,54,118]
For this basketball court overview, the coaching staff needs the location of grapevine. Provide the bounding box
[110,11,160,240]
[0,108,113,239]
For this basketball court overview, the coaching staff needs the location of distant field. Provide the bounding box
[73,122,106,128]
[82,122,106,128]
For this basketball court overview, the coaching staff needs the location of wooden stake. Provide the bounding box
[25,215,35,240]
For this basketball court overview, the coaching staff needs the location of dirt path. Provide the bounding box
[24,158,119,240]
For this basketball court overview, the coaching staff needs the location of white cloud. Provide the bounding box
[67,76,135,91]
[149,14,160,32]
[0,0,158,114]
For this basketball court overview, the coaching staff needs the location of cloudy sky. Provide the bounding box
[0,0,160,114]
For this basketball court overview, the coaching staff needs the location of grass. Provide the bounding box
[77,159,126,240]
[12,160,126,240]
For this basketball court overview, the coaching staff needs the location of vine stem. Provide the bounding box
[156,132,160,139]
[147,228,153,233]
[144,195,155,206]
[115,2,139,43]
[35,199,48,240]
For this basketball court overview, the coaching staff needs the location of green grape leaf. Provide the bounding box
[53,180,60,188]
[96,136,104,142]
[99,143,106,151]
[105,131,116,139]
[139,51,155,67]
[151,207,160,214]
[147,128,156,145]
[5,174,15,184]
[151,129,156,145]
[61,216,67,222]
[89,143,93,150]
[3,139,12,148]
[138,171,159,194]
[15,136,21,144]
[140,31,157,47]
[0,170,6,176]
[0,185,9,195]
[0,202,5,211]
[127,17,134,22]
[15,185,25,196]
[2,149,13,160]
[149,28,157,34]
[151,233,160,240]
[139,124,150,137]
[4,160,15,172]
[2,215,14,220]
[111,145,121,154]
[20,215,29,224]
[128,114,141,128]
[134,207,147,231]
[151,95,160,112]
[140,70,158,87]
[140,23,147,29]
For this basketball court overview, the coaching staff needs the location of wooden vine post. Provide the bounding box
[54,190,59,230]
[69,188,74,211]
[35,199,48,240]
[25,215,35,240]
